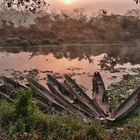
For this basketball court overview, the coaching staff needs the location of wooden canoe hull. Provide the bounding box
[47,75,96,120]
[0,85,14,102]
[92,72,109,114]
[108,87,140,121]
[1,74,140,122]
[64,74,106,118]
[0,84,51,112]
[27,78,66,112]
[47,75,96,118]
[2,77,56,112]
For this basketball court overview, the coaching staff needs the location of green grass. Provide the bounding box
[122,107,140,140]
[0,88,109,140]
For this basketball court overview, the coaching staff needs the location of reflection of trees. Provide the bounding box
[99,45,140,70]
[100,55,119,71]
[1,44,140,66]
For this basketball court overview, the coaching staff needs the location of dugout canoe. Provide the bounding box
[108,86,140,121]
[27,78,66,112]
[47,75,96,118]
[64,74,106,118]
[92,72,109,114]
[47,75,94,119]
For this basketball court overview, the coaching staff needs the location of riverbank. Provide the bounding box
[0,92,139,140]
[0,90,109,140]
[0,69,140,140]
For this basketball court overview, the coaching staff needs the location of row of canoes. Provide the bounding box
[0,72,140,122]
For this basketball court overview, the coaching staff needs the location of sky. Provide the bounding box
[48,0,140,15]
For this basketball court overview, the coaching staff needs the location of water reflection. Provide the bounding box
[0,44,140,97]
[0,44,140,65]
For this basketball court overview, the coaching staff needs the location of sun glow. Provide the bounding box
[60,0,77,5]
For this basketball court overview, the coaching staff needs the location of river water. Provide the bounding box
[0,44,140,98]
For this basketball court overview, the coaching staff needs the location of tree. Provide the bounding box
[134,0,140,4]
[1,0,48,13]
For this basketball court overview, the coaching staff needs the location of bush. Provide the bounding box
[15,88,36,118]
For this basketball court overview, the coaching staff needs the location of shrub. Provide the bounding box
[15,88,36,118]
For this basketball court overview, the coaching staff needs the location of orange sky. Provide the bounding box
[48,0,139,15]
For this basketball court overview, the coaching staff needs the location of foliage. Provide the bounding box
[107,68,140,139]
[15,88,36,118]
[0,88,109,140]
[107,69,140,111]
[1,0,47,13]
[1,84,140,139]
[122,107,140,140]
[0,9,140,45]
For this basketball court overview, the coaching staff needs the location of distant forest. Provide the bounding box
[0,8,140,45]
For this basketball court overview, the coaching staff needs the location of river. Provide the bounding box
[0,44,140,98]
